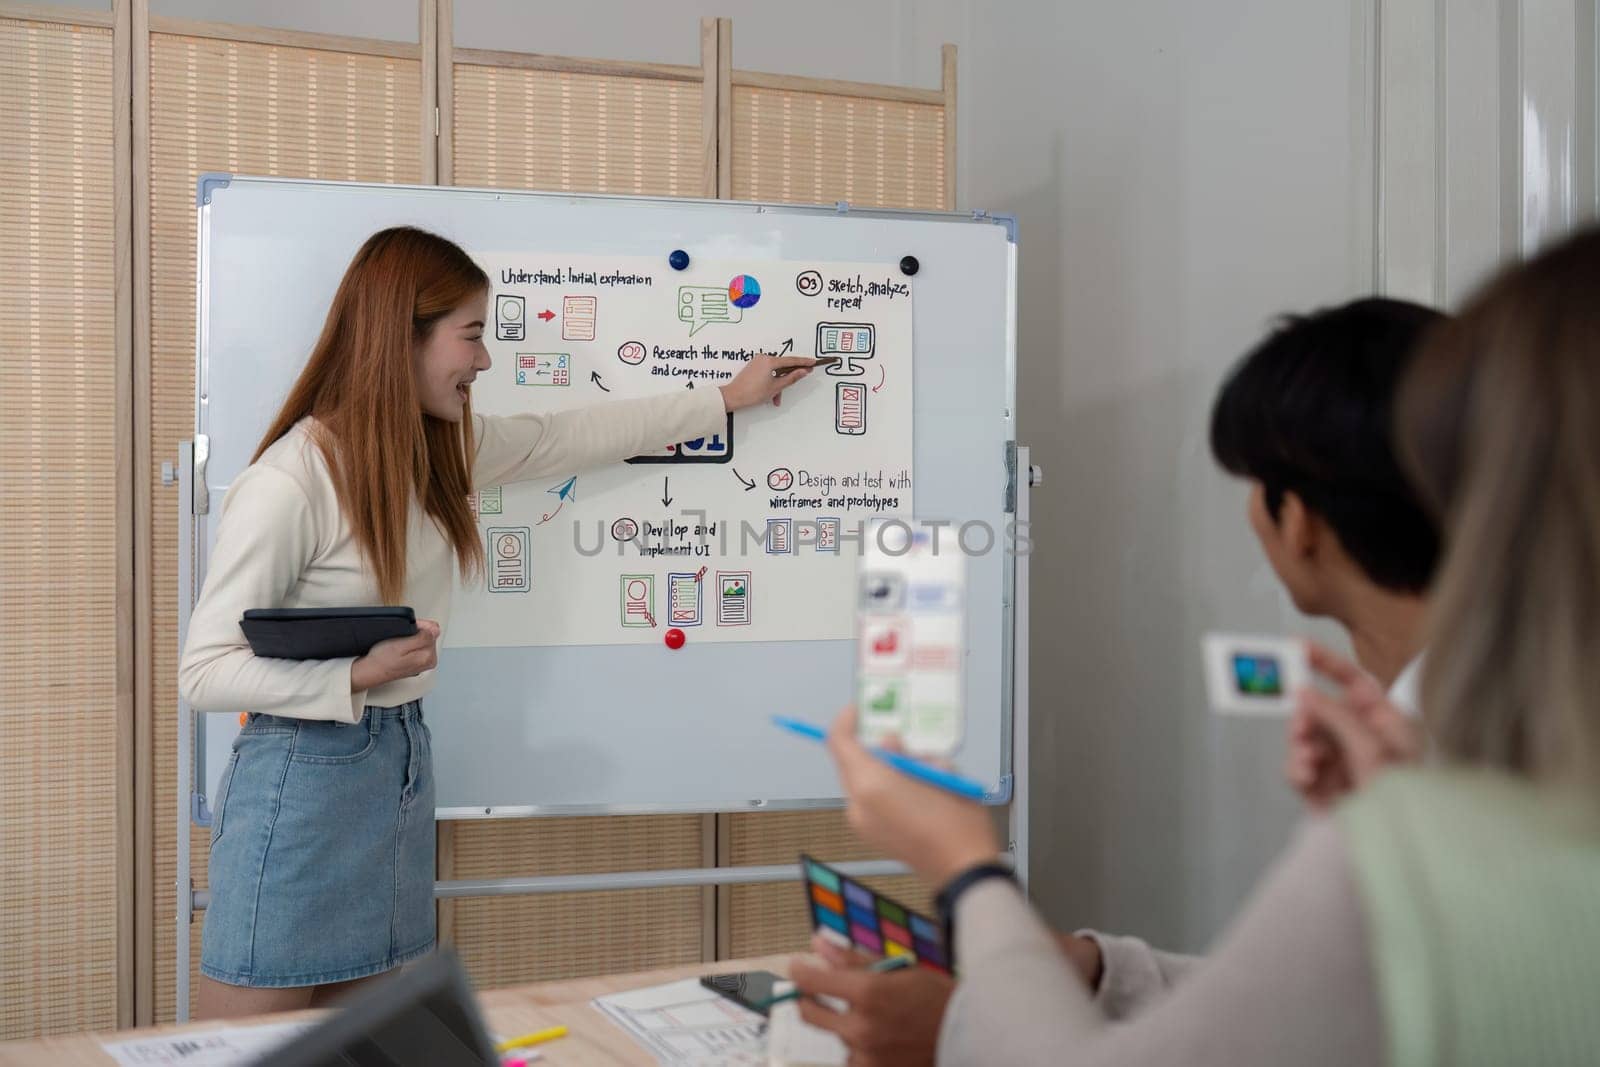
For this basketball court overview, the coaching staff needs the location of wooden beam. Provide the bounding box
[716,18,732,200]
[436,0,453,186]
[146,15,418,60]
[732,69,944,107]
[714,813,732,959]
[131,0,154,1027]
[436,820,457,947]
[942,44,957,209]
[451,47,699,82]
[699,17,718,199]
[112,0,135,1027]
[419,0,438,185]
[699,814,717,962]
[0,2,115,28]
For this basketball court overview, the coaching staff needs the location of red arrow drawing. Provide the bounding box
[872,365,886,393]
[537,309,556,322]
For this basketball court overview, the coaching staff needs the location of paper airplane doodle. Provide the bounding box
[537,475,579,526]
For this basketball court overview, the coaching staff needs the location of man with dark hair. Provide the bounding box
[789,298,1446,1065]
[1210,297,1441,694]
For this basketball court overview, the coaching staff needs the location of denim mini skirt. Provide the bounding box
[201,702,435,987]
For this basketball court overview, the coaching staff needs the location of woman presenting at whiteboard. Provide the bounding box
[179,227,814,1018]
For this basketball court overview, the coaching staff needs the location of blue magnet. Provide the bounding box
[669,249,691,271]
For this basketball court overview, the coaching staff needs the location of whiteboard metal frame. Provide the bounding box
[175,176,1028,1018]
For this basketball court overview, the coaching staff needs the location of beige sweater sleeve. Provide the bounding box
[937,817,1381,1066]
[1076,931,1201,1019]
[473,387,728,487]
[177,463,367,723]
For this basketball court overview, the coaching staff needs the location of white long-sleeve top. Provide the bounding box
[938,817,1381,1065]
[1072,652,1426,1020]
[179,389,726,722]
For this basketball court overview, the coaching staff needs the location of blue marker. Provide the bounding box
[771,716,990,801]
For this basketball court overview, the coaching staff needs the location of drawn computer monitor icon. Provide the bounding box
[816,322,876,375]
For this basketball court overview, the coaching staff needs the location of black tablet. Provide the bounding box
[240,606,417,660]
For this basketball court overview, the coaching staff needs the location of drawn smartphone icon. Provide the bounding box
[487,527,530,593]
[495,294,525,341]
[765,518,792,555]
[817,517,841,553]
[716,571,751,626]
[620,574,655,627]
[668,571,703,626]
[835,382,867,435]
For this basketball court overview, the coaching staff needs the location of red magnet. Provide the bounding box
[664,628,686,649]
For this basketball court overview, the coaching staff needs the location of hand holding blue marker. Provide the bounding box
[771,716,990,801]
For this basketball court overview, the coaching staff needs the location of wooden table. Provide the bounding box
[0,955,792,1066]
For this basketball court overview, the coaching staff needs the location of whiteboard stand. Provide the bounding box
[1010,446,1038,888]
[172,177,1028,1020]
[175,437,196,1017]
[172,445,1034,1019]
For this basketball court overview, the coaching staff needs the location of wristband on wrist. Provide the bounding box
[935,861,1017,945]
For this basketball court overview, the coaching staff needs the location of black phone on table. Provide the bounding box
[699,970,783,1017]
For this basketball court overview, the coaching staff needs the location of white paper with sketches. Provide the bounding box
[100,1020,315,1066]
[592,977,767,1065]
[766,981,847,1067]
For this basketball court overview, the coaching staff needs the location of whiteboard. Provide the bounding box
[190,176,1018,816]
[446,247,918,651]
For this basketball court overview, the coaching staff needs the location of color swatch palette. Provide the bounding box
[800,854,950,974]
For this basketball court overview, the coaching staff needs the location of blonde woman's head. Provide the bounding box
[1398,225,1600,794]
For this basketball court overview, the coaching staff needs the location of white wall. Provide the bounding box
[961,0,1373,946]
[143,0,1600,952]
[1379,0,1600,308]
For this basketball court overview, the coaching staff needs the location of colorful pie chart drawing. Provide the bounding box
[728,274,762,309]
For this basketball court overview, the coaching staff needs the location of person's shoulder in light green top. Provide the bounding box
[1340,768,1600,1067]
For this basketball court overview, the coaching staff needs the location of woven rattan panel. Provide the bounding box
[447,816,705,987]
[0,16,119,1040]
[730,84,947,210]
[149,31,422,1019]
[453,64,704,196]
[445,57,709,988]
[727,75,947,956]
[727,811,934,958]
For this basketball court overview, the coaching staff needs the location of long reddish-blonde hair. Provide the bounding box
[255,226,488,602]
